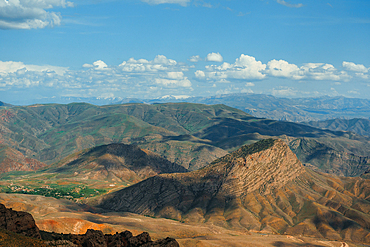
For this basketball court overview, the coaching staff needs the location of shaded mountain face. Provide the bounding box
[0,144,46,174]
[48,143,188,184]
[287,137,370,177]
[303,118,370,137]
[100,139,370,244]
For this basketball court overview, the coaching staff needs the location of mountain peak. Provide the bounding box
[203,138,305,195]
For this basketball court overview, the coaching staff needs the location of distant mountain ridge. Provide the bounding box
[303,118,370,137]
[99,139,370,243]
[120,94,370,122]
[8,93,370,122]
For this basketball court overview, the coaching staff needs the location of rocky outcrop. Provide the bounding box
[99,139,370,244]
[41,229,179,247]
[0,203,179,247]
[0,203,41,239]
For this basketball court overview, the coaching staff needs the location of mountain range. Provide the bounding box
[5,93,370,122]
[1,102,370,178]
[99,139,370,244]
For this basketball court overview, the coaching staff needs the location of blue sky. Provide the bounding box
[0,0,369,104]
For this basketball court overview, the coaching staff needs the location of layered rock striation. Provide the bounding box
[100,139,370,243]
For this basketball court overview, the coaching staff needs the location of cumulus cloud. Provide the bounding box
[0,61,67,75]
[141,0,190,6]
[197,54,266,81]
[266,60,350,81]
[93,60,108,70]
[155,78,191,87]
[0,0,73,29]
[189,55,201,62]
[276,0,303,8]
[118,55,179,73]
[300,63,350,81]
[206,52,223,62]
[0,55,192,99]
[194,70,205,78]
[342,61,368,73]
[267,59,304,80]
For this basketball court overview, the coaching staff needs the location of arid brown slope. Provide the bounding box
[49,143,188,184]
[100,139,370,244]
[0,144,46,174]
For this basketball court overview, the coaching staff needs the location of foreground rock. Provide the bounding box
[0,203,41,239]
[100,139,370,244]
[0,203,179,247]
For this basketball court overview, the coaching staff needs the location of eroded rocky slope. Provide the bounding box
[100,139,370,243]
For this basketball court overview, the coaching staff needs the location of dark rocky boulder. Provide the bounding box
[0,203,41,239]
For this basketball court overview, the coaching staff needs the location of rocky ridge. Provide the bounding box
[100,139,370,243]
[50,143,188,184]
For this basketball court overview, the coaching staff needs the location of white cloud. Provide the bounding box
[93,60,108,70]
[271,87,298,97]
[0,61,67,75]
[82,64,93,68]
[348,90,360,95]
[206,52,223,62]
[0,0,73,29]
[356,73,369,79]
[245,82,255,87]
[189,55,201,62]
[200,54,266,81]
[166,71,184,79]
[0,56,192,95]
[119,55,178,72]
[267,59,304,80]
[141,0,190,6]
[300,63,350,81]
[194,70,205,78]
[276,0,303,8]
[342,61,368,73]
[266,60,350,81]
[155,78,192,87]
